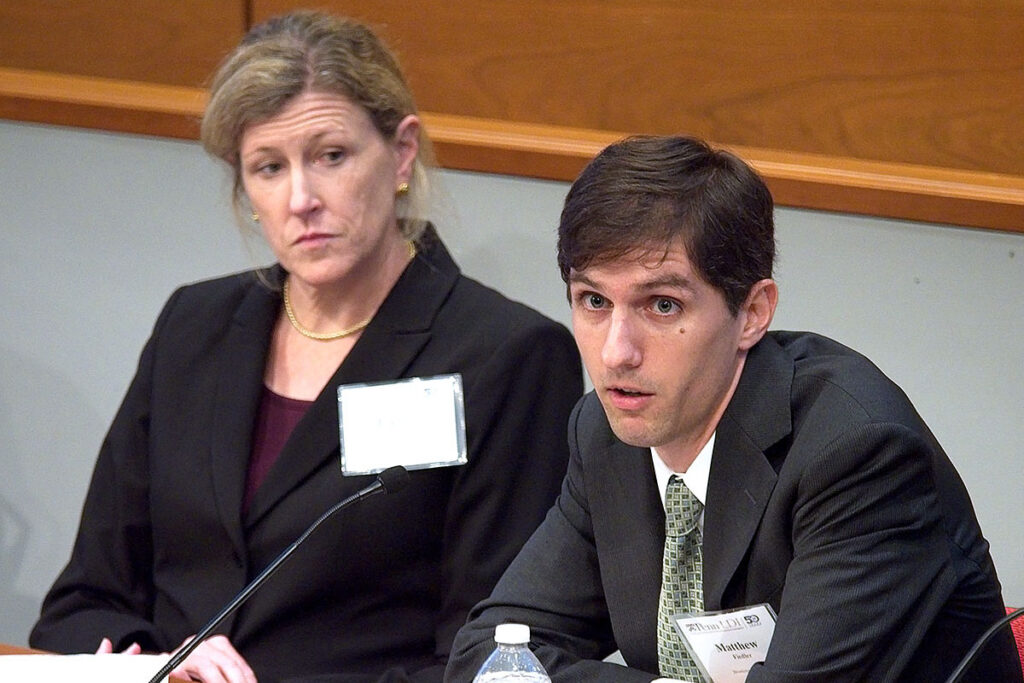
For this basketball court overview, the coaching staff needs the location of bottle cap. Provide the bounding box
[494,623,530,645]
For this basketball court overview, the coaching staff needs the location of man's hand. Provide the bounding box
[168,635,257,683]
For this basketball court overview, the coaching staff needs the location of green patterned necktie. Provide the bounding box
[657,475,705,681]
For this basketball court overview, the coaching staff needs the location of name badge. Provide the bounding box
[337,374,467,475]
[672,604,776,682]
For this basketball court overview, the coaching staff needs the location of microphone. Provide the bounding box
[146,465,410,683]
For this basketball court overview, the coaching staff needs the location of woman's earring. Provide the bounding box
[251,211,260,222]
[396,182,410,196]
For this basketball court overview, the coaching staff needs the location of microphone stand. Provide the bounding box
[146,466,409,683]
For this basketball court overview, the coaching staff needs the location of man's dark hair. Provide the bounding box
[557,135,776,315]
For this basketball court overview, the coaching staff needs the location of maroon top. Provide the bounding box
[244,385,314,513]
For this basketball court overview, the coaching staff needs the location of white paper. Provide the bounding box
[0,653,171,683]
[673,604,777,682]
[338,374,467,475]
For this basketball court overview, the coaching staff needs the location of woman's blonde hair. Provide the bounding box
[201,10,433,241]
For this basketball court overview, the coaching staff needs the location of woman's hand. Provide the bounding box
[95,635,255,682]
[95,637,142,654]
[168,635,257,683]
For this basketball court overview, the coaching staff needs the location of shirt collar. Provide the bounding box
[652,432,714,509]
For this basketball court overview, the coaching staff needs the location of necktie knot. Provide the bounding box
[665,475,702,538]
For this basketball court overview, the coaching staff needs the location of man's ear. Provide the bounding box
[738,279,778,351]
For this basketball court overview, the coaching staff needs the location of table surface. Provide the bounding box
[0,643,191,682]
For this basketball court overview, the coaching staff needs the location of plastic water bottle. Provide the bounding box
[472,623,552,682]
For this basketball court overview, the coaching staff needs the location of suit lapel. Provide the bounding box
[608,446,665,672]
[585,407,664,672]
[209,270,281,555]
[702,335,792,610]
[243,231,460,529]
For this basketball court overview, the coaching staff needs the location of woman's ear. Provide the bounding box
[392,115,421,185]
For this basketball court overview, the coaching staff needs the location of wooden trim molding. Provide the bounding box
[424,112,1024,233]
[3,67,1022,234]
[0,67,205,140]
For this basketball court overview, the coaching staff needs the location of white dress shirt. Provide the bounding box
[649,434,715,683]
[652,433,714,533]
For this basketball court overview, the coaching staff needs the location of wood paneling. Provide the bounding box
[254,0,1024,178]
[2,1,1023,232]
[424,112,1024,233]
[4,66,1020,233]
[0,0,245,87]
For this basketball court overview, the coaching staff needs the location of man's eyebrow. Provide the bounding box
[568,272,597,288]
[569,272,695,292]
[637,274,695,293]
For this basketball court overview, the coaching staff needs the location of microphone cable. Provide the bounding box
[945,605,1024,683]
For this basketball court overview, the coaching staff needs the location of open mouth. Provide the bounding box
[606,386,654,410]
[610,386,649,396]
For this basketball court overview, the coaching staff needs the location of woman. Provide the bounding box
[29,11,582,683]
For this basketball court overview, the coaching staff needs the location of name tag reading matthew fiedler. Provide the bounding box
[673,604,776,683]
[338,374,467,476]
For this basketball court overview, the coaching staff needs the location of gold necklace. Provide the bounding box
[281,242,417,342]
[282,278,373,341]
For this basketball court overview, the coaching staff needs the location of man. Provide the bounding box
[446,136,1020,682]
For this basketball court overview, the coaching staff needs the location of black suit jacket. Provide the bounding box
[30,232,583,682]
[447,332,1020,682]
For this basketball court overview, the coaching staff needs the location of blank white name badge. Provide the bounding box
[338,373,467,475]
[673,604,777,682]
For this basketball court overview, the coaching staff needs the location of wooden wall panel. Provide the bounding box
[0,0,245,87]
[254,0,1024,178]
[1,1,1023,232]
